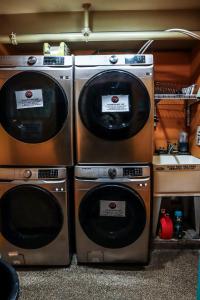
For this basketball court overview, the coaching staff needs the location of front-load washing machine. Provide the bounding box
[75,55,154,164]
[75,165,151,264]
[0,167,71,266]
[0,56,73,166]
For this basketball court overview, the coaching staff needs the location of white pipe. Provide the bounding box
[83,3,91,31]
[82,3,91,40]
[0,31,200,44]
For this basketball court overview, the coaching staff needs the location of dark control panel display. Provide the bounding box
[38,169,59,178]
[43,57,64,65]
[125,55,145,64]
[123,168,143,177]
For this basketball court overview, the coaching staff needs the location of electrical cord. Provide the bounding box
[137,28,200,54]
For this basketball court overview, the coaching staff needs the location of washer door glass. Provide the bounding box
[79,184,146,248]
[79,70,150,140]
[0,71,68,143]
[0,185,63,249]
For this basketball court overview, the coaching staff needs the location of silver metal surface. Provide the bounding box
[0,56,73,166]
[74,54,154,164]
[75,165,150,179]
[0,55,72,67]
[0,167,66,180]
[0,167,70,266]
[74,164,151,263]
[75,54,153,66]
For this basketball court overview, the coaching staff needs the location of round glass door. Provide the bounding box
[79,70,150,140]
[0,185,63,249]
[0,71,68,143]
[79,184,146,248]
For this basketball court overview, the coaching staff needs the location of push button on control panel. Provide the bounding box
[108,168,117,179]
[55,187,65,192]
[138,183,148,187]
[27,56,37,65]
[23,169,32,178]
[109,55,118,64]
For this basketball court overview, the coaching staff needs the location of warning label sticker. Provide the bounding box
[15,89,43,110]
[102,95,129,112]
[100,200,126,217]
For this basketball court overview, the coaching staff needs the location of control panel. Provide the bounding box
[38,169,59,178]
[43,56,65,65]
[123,167,143,177]
[125,55,145,64]
[75,166,149,179]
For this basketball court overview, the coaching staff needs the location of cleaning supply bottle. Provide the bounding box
[159,209,173,240]
[174,210,183,239]
[178,131,188,153]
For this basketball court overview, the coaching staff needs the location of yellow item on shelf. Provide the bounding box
[43,42,70,56]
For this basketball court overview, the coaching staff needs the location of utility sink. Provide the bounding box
[153,154,200,195]
[153,154,200,166]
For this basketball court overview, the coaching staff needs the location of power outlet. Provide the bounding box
[196,126,200,146]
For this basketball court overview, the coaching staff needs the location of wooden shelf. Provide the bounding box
[153,236,200,249]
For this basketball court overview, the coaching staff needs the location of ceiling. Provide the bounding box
[0,0,200,14]
[0,0,199,53]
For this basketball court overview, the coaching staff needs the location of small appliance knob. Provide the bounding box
[108,168,117,179]
[27,56,37,65]
[23,169,32,178]
[109,55,118,64]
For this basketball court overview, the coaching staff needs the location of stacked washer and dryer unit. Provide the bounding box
[0,54,154,266]
[0,56,73,265]
[74,54,154,264]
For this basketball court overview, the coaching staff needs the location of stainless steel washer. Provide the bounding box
[0,167,71,266]
[75,55,154,164]
[75,165,151,264]
[0,56,73,166]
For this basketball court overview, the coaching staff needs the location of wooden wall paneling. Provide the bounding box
[153,51,191,83]
[0,44,9,55]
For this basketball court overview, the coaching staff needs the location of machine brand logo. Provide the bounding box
[111,96,119,103]
[109,202,117,209]
[25,90,33,98]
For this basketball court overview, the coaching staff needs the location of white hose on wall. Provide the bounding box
[137,28,200,54]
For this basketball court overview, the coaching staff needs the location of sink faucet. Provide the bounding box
[168,143,175,154]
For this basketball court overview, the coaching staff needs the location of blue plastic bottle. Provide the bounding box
[174,210,183,239]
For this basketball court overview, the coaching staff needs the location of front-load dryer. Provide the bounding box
[0,167,71,266]
[0,56,73,166]
[75,55,154,164]
[75,165,151,264]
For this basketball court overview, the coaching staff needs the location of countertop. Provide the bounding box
[153,155,200,166]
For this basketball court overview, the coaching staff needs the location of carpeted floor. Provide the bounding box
[17,250,199,300]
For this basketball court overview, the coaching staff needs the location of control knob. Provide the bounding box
[109,55,118,64]
[108,168,117,179]
[23,169,32,178]
[27,56,37,65]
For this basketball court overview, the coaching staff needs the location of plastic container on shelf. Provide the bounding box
[178,131,188,153]
[158,209,173,240]
[174,210,184,239]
